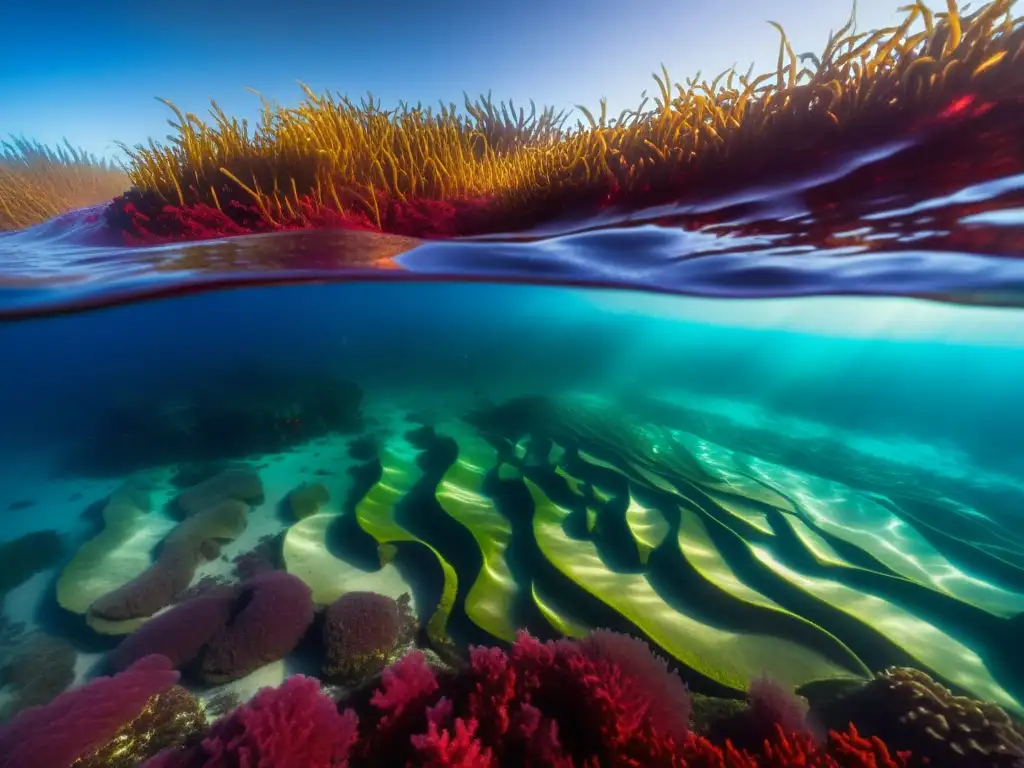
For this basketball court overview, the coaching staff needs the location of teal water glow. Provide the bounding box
[1,281,1022,722]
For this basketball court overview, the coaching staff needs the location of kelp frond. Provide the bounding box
[0,138,128,231]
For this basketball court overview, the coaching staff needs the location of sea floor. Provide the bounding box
[2,388,1024,721]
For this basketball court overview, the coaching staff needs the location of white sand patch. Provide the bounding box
[282,512,417,610]
[197,658,288,706]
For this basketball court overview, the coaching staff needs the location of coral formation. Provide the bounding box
[287,481,331,520]
[0,654,180,768]
[705,674,818,753]
[110,572,314,684]
[322,591,416,684]
[0,633,77,720]
[71,685,206,768]
[0,137,127,231]
[108,593,238,673]
[138,631,909,767]
[335,634,909,767]
[198,570,315,683]
[144,675,357,768]
[746,675,816,740]
[0,629,930,768]
[577,628,694,740]
[809,666,1024,767]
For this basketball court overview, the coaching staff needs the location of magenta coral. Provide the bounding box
[346,630,694,767]
[341,631,913,768]
[137,631,911,768]
[579,628,692,743]
[109,593,237,672]
[371,649,441,724]
[747,674,816,741]
[0,654,179,768]
[198,570,314,683]
[147,675,357,768]
[410,698,496,768]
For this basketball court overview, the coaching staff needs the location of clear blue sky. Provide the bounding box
[1,0,907,161]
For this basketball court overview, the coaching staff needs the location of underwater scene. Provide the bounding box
[4,0,1024,766]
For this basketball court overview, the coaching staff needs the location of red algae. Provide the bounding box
[104,188,503,244]
[87,0,1024,246]
[103,90,1021,247]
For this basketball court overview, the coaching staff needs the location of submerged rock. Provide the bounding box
[807,666,1024,767]
[72,685,205,768]
[322,591,416,684]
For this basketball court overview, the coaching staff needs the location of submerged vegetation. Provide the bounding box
[8,389,1024,766]
[1,0,1022,240]
[0,138,128,231]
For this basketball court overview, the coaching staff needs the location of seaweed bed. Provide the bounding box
[2,0,1023,246]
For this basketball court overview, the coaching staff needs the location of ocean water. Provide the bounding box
[3,124,1024,758]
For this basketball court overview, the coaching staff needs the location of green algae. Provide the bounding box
[354,441,459,646]
[433,425,519,643]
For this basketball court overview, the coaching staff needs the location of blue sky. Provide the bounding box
[1,0,908,161]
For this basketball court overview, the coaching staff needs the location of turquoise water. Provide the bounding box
[2,277,1024,717]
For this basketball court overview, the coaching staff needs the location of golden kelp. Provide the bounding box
[114,0,1024,233]
[5,1,1018,236]
[0,138,128,231]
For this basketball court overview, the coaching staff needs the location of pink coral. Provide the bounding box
[410,699,495,768]
[148,675,357,768]
[0,655,179,768]
[579,628,692,742]
[199,675,356,767]
[199,571,314,683]
[109,593,237,672]
[747,674,816,741]
[371,649,440,723]
[138,631,911,768]
[342,631,911,768]
[347,630,694,767]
